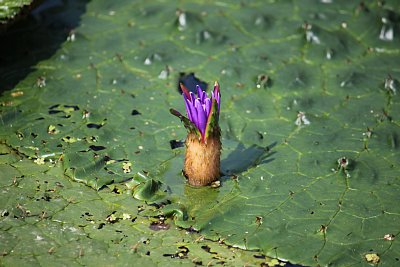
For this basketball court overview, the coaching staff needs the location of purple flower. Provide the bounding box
[169,81,222,185]
[180,82,221,141]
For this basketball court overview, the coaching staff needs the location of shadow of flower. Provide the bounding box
[221,141,276,176]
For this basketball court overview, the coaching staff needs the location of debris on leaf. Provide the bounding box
[210,180,220,188]
[149,221,170,231]
[384,75,397,95]
[158,69,169,79]
[35,235,44,241]
[67,30,76,42]
[256,74,270,89]
[1,210,9,217]
[379,17,393,41]
[36,76,46,88]
[295,111,310,126]
[106,212,119,223]
[62,136,80,143]
[158,65,172,79]
[319,224,328,234]
[122,213,131,220]
[325,48,333,60]
[47,247,55,254]
[82,110,90,119]
[303,22,320,44]
[362,128,372,139]
[11,91,23,97]
[34,157,45,165]
[337,157,349,169]
[47,125,59,135]
[365,253,380,264]
[336,157,352,177]
[106,159,117,165]
[176,9,187,31]
[384,234,395,241]
[122,161,132,173]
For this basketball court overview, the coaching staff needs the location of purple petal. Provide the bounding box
[212,91,220,112]
[196,85,203,101]
[195,99,207,135]
[198,85,209,103]
[203,91,209,104]
[197,85,203,96]
[204,98,211,117]
[213,82,221,112]
[183,94,193,121]
[216,92,220,111]
[187,99,197,124]
[189,92,196,104]
[213,81,220,96]
[216,92,221,105]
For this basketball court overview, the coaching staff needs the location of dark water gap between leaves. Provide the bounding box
[0,0,88,94]
[178,72,208,94]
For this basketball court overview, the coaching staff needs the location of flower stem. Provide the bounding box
[184,131,221,186]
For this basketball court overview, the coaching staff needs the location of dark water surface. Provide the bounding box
[0,0,87,93]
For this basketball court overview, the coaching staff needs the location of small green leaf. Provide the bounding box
[133,178,167,203]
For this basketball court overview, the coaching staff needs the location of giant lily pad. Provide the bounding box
[1,0,400,266]
[0,144,284,266]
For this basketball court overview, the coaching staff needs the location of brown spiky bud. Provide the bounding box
[184,131,221,186]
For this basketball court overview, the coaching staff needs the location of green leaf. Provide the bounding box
[132,178,167,203]
[0,144,281,266]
